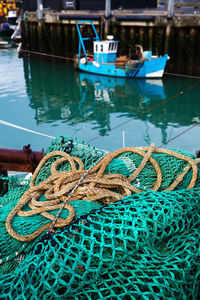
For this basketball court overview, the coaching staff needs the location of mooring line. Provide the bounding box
[88,83,200,143]
[159,121,200,148]
[22,49,75,62]
[165,72,200,80]
[21,49,142,71]
[21,49,200,80]
[0,120,55,139]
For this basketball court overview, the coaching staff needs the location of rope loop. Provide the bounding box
[6,146,200,242]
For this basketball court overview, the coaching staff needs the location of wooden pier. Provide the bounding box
[21,3,200,76]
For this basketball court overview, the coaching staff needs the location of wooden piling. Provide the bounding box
[21,10,200,76]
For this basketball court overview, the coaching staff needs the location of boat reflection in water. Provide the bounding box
[24,57,166,127]
[76,72,166,141]
[23,57,167,142]
[23,57,200,151]
[78,72,166,105]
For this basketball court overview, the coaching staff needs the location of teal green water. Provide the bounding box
[0,43,200,154]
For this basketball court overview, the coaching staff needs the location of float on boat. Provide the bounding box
[75,20,169,78]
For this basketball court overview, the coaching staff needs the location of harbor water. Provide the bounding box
[0,39,200,155]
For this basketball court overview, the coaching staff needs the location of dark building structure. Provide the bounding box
[22,0,157,12]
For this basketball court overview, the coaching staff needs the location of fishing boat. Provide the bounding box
[75,20,169,78]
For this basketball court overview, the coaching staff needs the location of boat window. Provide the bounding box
[108,42,112,51]
[101,44,103,52]
[112,43,114,51]
[96,44,98,52]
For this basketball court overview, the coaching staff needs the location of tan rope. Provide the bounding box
[5,145,200,242]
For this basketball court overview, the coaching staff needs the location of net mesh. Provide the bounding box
[0,135,200,299]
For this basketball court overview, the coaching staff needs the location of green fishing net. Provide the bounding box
[0,189,200,299]
[33,135,200,190]
[0,135,200,299]
[0,135,106,275]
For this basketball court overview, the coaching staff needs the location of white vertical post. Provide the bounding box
[122,130,125,148]
[167,0,174,18]
[37,0,43,21]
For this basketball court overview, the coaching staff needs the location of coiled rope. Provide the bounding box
[6,144,200,242]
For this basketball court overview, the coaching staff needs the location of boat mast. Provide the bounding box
[76,21,100,59]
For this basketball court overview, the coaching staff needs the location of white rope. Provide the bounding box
[0,120,55,139]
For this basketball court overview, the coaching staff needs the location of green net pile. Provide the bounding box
[0,135,200,299]
[34,135,200,191]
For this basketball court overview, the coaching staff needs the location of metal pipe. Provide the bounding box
[0,148,43,163]
[105,0,111,19]
[37,0,43,21]
[0,146,44,173]
[167,0,174,18]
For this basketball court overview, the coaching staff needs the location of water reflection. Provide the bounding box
[78,72,166,104]
[23,57,200,147]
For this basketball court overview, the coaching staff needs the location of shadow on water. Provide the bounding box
[23,57,200,148]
